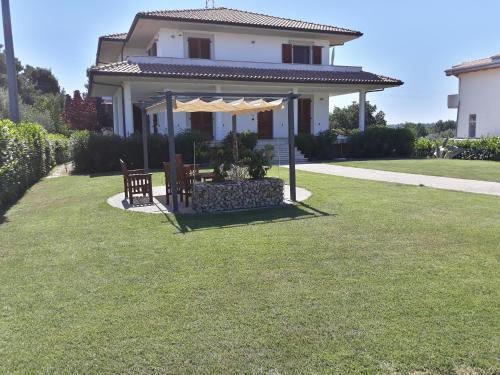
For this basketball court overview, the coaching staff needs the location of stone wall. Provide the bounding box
[192,178,284,213]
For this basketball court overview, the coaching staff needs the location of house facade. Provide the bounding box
[89,7,402,141]
[446,54,500,138]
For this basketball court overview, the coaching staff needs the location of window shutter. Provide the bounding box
[282,44,292,63]
[200,38,211,59]
[151,42,157,57]
[312,46,322,65]
[188,38,197,58]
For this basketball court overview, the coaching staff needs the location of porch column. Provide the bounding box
[358,89,366,132]
[215,85,222,140]
[123,81,134,137]
[112,89,123,136]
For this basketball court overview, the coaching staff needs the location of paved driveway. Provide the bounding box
[290,163,500,197]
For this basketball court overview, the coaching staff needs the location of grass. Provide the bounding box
[329,159,500,182]
[0,168,499,374]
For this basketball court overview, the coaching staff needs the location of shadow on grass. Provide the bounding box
[0,206,8,225]
[162,202,333,234]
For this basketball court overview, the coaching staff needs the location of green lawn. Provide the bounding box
[1,169,499,374]
[329,159,500,182]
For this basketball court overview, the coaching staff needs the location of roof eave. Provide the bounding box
[90,68,402,87]
[125,13,362,43]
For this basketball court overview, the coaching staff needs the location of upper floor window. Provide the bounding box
[148,42,157,57]
[293,45,310,64]
[188,37,211,59]
[282,44,322,65]
[468,114,476,138]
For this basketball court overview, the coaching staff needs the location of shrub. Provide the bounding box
[175,130,211,163]
[295,133,315,158]
[1,120,69,207]
[242,149,271,179]
[295,129,338,160]
[413,136,500,160]
[350,127,415,158]
[414,137,436,158]
[450,137,500,161]
[70,131,212,174]
[48,133,71,164]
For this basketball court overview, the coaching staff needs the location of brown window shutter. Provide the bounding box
[200,38,211,59]
[282,44,292,63]
[312,46,322,65]
[188,38,198,58]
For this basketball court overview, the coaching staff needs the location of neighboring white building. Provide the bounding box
[446,54,500,138]
[89,7,402,141]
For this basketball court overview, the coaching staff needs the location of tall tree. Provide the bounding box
[329,101,387,130]
[63,90,99,131]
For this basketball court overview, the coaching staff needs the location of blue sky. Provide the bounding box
[1,0,498,124]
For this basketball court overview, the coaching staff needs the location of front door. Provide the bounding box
[298,98,312,135]
[257,110,273,139]
[191,112,213,139]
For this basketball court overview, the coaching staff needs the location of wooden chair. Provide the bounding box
[119,159,153,205]
[163,157,199,207]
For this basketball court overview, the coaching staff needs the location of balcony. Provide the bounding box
[126,55,363,73]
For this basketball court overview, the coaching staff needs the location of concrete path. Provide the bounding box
[107,185,312,214]
[290,163,500,197]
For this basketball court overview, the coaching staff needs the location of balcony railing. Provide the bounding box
[127,55,363,73]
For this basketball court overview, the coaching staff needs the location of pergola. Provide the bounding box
[141,91,300,213]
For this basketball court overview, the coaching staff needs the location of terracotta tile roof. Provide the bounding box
[91,61,401,86]
[137,7,361,36]
[100,32,127,41]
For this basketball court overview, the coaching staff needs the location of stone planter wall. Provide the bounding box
[192,178,284,213]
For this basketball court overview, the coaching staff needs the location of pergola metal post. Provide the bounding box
[165,91,179,213]
[141,107,149,170]
[287,92,297,202]
[231,114,238,161]
[1,0,19,123]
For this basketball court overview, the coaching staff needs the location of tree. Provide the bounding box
[63,90,99,131]
[402,122,429,138]
[432,120,456,134]
[329,101,387,131]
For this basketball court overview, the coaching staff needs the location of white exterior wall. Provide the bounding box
[457,68,500,137]
[313,93,329,134]
[149,111,188,135]
[156,27,330,64]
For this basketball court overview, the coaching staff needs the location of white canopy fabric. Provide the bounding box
[146,97,285,116]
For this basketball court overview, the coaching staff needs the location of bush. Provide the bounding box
[295,133,315,158]
[242,149,271,179]
[350,127,415,158]
[48,133,71,164]
[414,137,436,158]
[70,130,212,174]
[450,137,500,161]
[1,120,69,207]
[413,136,500,160]
[295,129,338,160]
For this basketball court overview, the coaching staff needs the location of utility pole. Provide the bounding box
[1,0,20,123]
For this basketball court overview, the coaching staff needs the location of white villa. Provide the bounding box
[446,54,500,138]
[89,7,402,144]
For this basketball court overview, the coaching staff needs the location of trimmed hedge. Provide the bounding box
[414,137,500,160]
[350,127,415,158]
[71,130,211,173]
[0,120,70,207]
